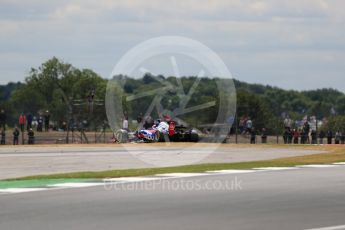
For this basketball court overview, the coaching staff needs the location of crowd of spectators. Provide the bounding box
[1,109,345,145]
[238,115,345,145]
[0,109,52,145]
[282,120,345,145]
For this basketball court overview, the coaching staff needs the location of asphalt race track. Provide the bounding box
[0,144,323,180]
[1,166,345,230]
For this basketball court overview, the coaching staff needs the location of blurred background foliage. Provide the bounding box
[1,57,344,134]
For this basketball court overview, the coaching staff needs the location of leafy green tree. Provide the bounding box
[10,57,107,129]
[2,57,345,133]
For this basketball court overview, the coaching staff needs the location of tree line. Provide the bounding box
[0,57,344,134]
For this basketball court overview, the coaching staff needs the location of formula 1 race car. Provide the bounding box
[164,120,200,142]
[136,120,199,143]
[136,129,160,142]
[114,118,199,143]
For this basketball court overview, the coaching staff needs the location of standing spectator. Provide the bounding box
[311,130,317,144]
[335,131,341,144]
[300,131,304,144]
[246,118,253,134]
[287,129,293,144]
[284,117,292,130]
[28,128,35,145]
[37,115,43,132]
[122,116,129,131]
[27,113,33,131]
[283,129,289,144]
[327,130,333,144]
[319,130,325,144]
[301,129,307,144]
[137,113,143,130]
[293,129,300,144]
[44,111,50,132]
[19,113,26,132]
[0,109,6,130]
[13,127,20,145]
[250,128,256,144]
[1,128,5,145]
[239,118,245,134]
[303,122,310,144]
[32,116,38,129]
[261,128,267,144]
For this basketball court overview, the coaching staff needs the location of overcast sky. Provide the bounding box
[0,0,344,91]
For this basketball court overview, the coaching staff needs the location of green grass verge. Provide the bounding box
[0,178,93,189]
[3,148,344,182]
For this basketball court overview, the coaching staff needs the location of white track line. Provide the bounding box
[297,165,339,168]
[253,167,298,171]
[155,173,211,178]
[103,177,162,182]
[206,170,258,174]
[304,224,345,230]
[0,188,48,194]
[333,162,345,165]
[48,182,104,188]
